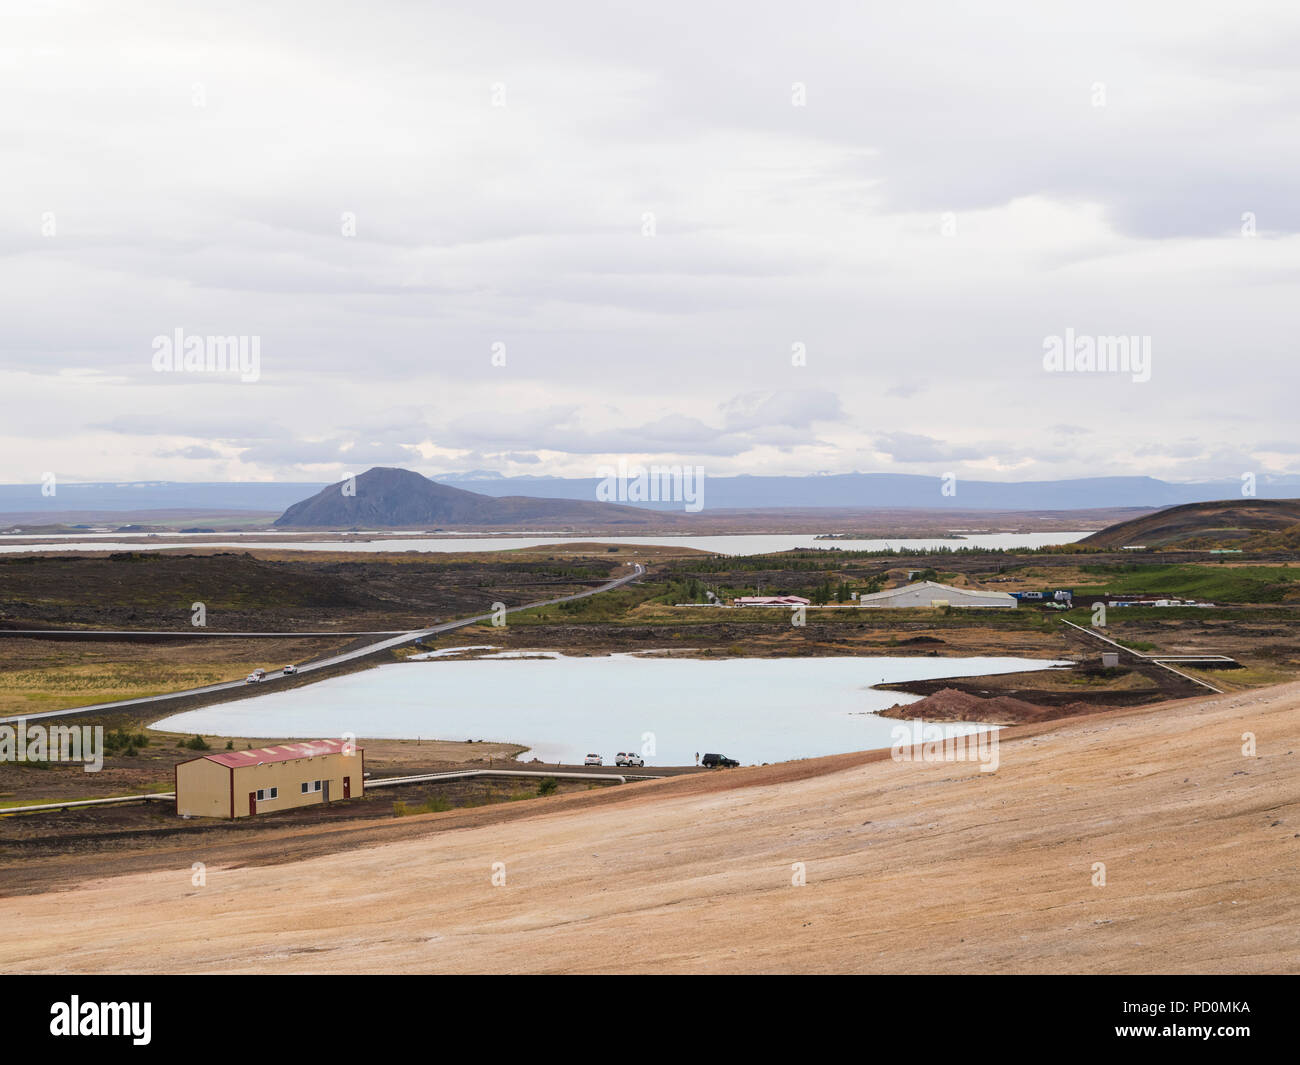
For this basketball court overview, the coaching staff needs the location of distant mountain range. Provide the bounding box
[0,481,324,517]
[273,467,667,528]
[436,472,1300,511]
[3,471,1298,517]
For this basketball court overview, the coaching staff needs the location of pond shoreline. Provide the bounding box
[154,652,1069,767]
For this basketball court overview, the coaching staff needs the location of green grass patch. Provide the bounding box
[1073,564,1298,604]
[392,794,453,816]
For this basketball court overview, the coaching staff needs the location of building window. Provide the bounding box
[303,780,322,793]
[301,782,309,793]
[256,788,278,802]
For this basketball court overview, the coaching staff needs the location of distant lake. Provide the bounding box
[0,531,1089,556]
[155,654,1068,766]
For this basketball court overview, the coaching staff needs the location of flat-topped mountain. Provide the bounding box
[273,467,662,528]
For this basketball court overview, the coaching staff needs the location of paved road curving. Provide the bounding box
[0,629,410,638]
[6,563,644,722]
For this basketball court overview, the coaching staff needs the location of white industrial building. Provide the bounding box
[855,580,1017,609]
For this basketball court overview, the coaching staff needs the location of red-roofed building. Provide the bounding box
[175,739,364,819]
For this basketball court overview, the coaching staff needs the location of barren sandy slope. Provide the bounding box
[2,683,1297,973]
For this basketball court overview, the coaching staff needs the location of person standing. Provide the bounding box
[694,751,699,766]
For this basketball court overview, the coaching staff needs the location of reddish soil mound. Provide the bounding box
[883,686,1061,724]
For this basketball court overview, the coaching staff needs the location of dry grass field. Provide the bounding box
[0,636,357,714]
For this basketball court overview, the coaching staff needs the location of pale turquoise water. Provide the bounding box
[0,531,1088,555]
[156,654,1067,766]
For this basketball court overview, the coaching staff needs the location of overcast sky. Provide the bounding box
[2,0,1297,485]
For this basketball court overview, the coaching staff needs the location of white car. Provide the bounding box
[583,753,603,766]
[245,672,264,684]
[283,664,298,675]
[615,752,644,767]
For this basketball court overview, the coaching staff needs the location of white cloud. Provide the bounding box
[1,0,1296,483]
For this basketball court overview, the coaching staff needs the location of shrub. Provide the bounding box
[181,735,210,751]
[103,728,151,753]
[394,795,451,816]
[537,777,559,796]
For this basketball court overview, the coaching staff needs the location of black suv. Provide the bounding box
[701,753,739,768]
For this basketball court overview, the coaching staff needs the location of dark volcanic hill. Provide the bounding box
[1080,498,1300,549]
[273,467,666,528]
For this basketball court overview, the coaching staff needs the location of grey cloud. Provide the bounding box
[2,1,1296,484]
[234,439,422,468]
[873,433,987,464]
[158,445,223,460]
[721,390,845,432]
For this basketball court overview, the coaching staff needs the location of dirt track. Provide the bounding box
[1,683,1296,973]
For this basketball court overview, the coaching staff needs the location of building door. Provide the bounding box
[322,779,330,802]
[342,776,351,799]
[248,791,257,817]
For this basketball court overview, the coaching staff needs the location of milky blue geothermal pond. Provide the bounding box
[156,654,1068,766]
[0,531,1088,555]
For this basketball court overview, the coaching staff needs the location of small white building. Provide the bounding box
[854,580,1017,609]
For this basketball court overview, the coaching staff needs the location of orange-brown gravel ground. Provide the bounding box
[0,681,1296,973]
